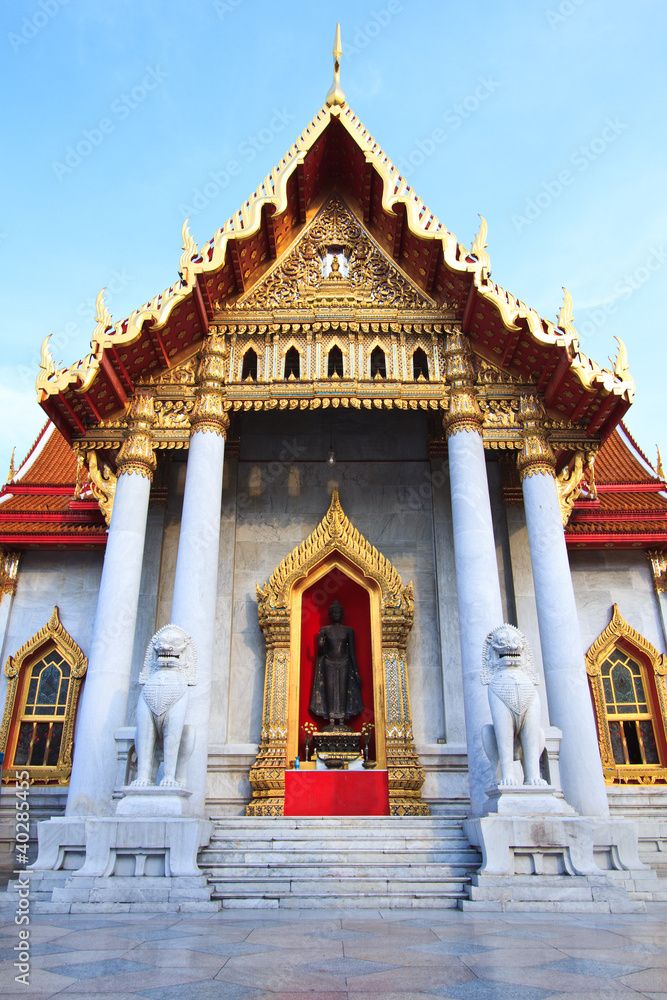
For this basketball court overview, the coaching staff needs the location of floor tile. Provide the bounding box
[542,957,644,978]
[426,984,557,1000]
[410,942,490,957]
[47,956,155,980]
[301,955,398,975]
[137,983,264,999]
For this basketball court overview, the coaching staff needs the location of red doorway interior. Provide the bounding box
[298,559,376,760]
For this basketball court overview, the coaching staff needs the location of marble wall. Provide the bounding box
[569,548,665,655]
[202,409,472,811]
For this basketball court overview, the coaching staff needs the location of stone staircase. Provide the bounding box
[199,815,482,909]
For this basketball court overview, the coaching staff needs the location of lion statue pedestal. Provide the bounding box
[29,624,217,909]
[461,625,649,911]
[117,624,197,819]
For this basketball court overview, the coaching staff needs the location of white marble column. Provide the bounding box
[518,395,609,817]
[170,333,228,817]
[67,396,156,817]
[444,330,504,816]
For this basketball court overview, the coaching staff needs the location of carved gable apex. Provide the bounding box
[232,195,436,313]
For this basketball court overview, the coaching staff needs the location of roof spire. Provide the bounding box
[325,23,345,107]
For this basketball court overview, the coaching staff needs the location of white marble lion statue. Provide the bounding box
[131,624,196,789]
[481,624,547,787]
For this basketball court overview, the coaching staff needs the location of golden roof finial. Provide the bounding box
[7,448,16,483]
[325,23,345,107]
[656,446,665,481]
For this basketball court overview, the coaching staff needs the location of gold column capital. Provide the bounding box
[0,547,20,597]
[442,328,483,437]
[517,394,556,481]
[648,550,667,594]
[191,332,230,437]
[116,394,156,479]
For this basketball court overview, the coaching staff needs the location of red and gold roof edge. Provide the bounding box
[0,424,106,551]
[565,427,667,551]
[35,103,635,445]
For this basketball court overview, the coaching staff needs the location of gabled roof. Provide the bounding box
[566,423,667,548]
[0,424,106,549]
[35,100,635,445]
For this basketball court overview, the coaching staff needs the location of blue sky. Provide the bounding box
[1,0,665,471]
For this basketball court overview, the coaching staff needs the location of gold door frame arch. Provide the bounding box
[247,491,427,816]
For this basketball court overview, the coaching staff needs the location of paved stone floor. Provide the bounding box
[0,903,666,999]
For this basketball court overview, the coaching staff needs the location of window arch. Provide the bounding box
[412,347,430,381]
[586,604,667,784]
[0,607,87,785]
[241,347,258,382]
[327,345,344,378]
[370,346,386,379]
[284,346,300,380]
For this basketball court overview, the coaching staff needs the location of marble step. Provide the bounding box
[204,863,475,879]
[218,892,465,909]
[207,816,468,826]
[204,850,481,871]
[204,842,475,858]
[209,875,471,894]
[207,830,469,844]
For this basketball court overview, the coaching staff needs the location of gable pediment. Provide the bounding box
[226,195,438,316]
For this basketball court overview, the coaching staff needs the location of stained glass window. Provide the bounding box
[11,650,71,769]
[601,648,660,768]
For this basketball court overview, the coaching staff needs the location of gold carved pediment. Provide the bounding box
[256,490,413,638]
[234,195,436,313]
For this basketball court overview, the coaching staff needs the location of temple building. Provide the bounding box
[1,31,666,910]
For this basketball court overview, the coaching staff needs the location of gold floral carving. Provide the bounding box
[469,215,490,272]
[85,451,117,526]
[556,451,586,527]
[517,395,556,481]
[116,395,157,478]
[248,492,427,816]
[179,218,200,285]
[0,548,20,597]
[648,551,667,595]
[442,328,482,437]
[191,333,229,436]
[0,607,88,786]
[586,604,667,785]
[256,491,414,641]
[236,195,435,313]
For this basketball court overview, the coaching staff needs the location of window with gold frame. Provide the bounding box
[586,604,667,784]
[0,607,87,785]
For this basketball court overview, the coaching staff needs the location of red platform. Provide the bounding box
[284,769,390,816]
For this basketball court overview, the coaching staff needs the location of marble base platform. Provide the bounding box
[116,785,192,817]
[462,793,656,911]
[482,784,575,817]
[32,815,212,877]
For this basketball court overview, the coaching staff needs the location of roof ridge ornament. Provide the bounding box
[325,23,345,107]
